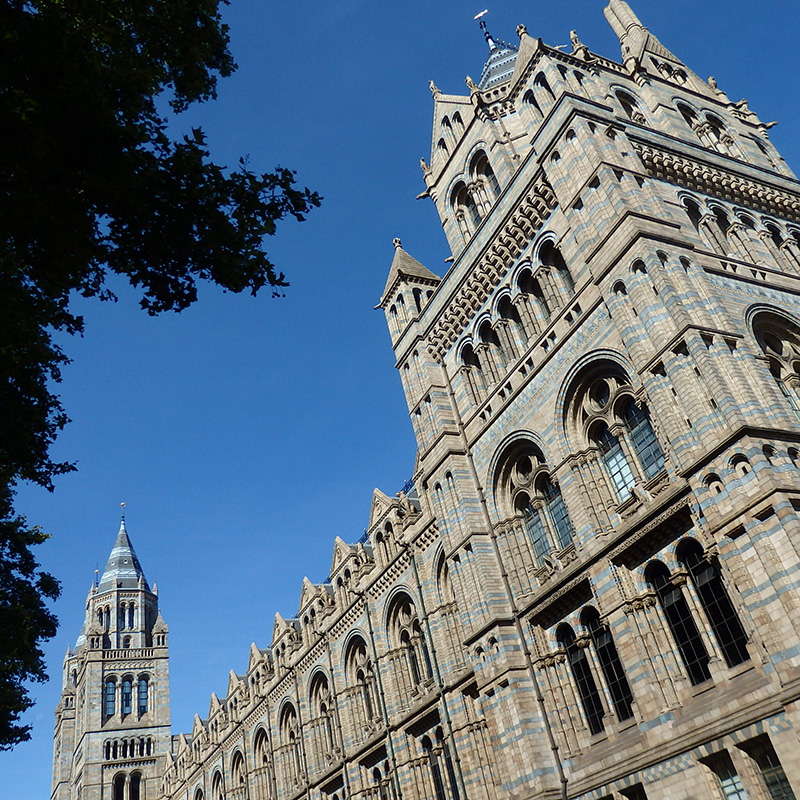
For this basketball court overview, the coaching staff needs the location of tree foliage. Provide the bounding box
[0,0,320,747]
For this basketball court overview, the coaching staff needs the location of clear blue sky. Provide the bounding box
[3,1,799,795]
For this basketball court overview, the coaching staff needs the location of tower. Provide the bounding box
[52,514,170,800]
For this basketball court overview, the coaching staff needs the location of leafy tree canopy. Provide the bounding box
[0,0,320,747]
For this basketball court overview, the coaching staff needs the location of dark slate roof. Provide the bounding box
[98,518,149,592]
[477,24,518,90]
[382,240,440,300]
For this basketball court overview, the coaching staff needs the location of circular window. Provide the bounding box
[589,379,611,409]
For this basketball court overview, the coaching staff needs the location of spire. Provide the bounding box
[380,239,440,303]
[479,20,497,51]
[475,17,518,91]
[97,511,149,592]
[604,0,682,70]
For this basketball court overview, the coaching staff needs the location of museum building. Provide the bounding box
[53,3,800,799]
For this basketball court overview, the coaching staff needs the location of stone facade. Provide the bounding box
[55,2,800,799]
[52,517,171,800]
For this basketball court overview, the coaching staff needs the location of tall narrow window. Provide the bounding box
[583,608,634,721]
[438,729,460,800]
[541,477,574,549]
[422,736,447,800]
[129,772,142,800]
[647,562,711,685]
[679,541,749,667]
[624,402,665,479]
[709,753,749,800]
[105,679,117,718]
[521,499,551,563]
[558,624,605,735]
[113,774,126,800]
[596,423,635,499]
[122,678,133,717]
[743,738,797,800]
[137,676,149,715]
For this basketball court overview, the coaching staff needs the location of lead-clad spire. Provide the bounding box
[97,513,149,592]
[476,18,518,91]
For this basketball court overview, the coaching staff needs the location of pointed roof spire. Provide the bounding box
[474,14,518,91]
[380,239,441,303]
[97,507,149,592]
[479,19,498,51]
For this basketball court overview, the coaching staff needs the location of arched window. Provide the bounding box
[452,112,465,135]
[279,704,301,783]
[389,594,431,688]
[479,320,506,369]
[539,240,575,296]
[105,679,117,718]
[623,400,665,479]
[557,624,605,735]
[346,635,377,729]
[422,736,447,800]
[232,751,246,786]
[533,72,556,112]
[753,316,800,417]
[646,561,711,685]
[615,90,645,124]
[137,676,148,716]
[121,677,133,717]
[253,728,273,800]
[677,103,699,131]
[580,375,666,499]
[129,772,142,800]
[113,773,126,800]
[470,151,501,202]
[498,445,575,563]
[451,182,482,233]
[522,89,544,121]
[594,422,635,499]
[677,540,749,667]
[212,770,225,800]
[581,608,634,721]
[498,295,527,350]
[310,672,335,755]
[517,267,551,322]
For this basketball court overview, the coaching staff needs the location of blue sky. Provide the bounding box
[3,1,800,795]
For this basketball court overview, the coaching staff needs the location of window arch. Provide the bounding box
[345,635,377,724]
[576,373,665,500]
[105,678,117,718]
[646,561,711,685]
[231,750,246,787]
[495,442,575,563]
[470,151,501,203]
[615,90,645,124]
[113,773,126,800]
[450,182,482,234]
[137,675,149,716]
[129,772,142,800]
[533,72,556,112]
[388,593,431,687]
[121,676,133,717]
[538,240,575,295]
[279,703,302,784]
[522,89,544,121]
[517,266,551,323]
[212,770,225,800]
[581,607,634,721]
[753,313,800,417]
[557,624,605,735]
[309,671,335,755]
[676,539,749,667]
[253,728,274,800]
[497,295,527,350]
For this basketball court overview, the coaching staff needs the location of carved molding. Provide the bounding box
[634,143,800,223]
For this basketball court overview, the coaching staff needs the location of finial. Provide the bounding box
[429,80,441,97]
[393,238,403,250]
[94,568,99,587]
[516,24,527,39]
[466,75,479,93]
